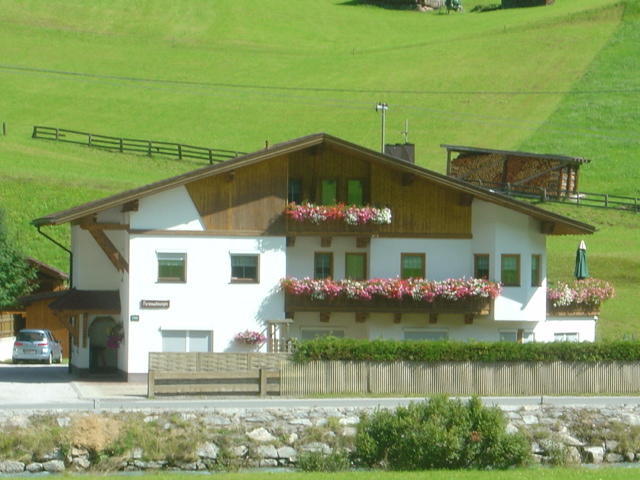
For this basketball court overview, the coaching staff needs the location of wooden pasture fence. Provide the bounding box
[281,360,640,396]
[32,126,245,165]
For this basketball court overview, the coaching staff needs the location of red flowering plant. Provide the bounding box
[547,278,615,308]
[280,277,501,302]
[285,203,392,225]
[234,330,267,345]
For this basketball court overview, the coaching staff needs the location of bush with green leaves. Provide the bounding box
[354,396,530,470]
[296,451,352,472]
[292,336,640,363]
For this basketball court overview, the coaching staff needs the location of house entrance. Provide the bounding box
[88,316,118,373]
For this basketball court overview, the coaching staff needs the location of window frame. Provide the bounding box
[161,329,213,353]
[230,254,260,284]
[345,252,368,280]
[554,332,579,343]
[531,254,542,287]
[288,178,303,204]
[314,252,334,280]
[400,253,426,279]
[157,252,187,283]
[474,254,490,280]
[500,254,521,287]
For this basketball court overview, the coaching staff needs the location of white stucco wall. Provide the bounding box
[0,336,15,361]
[472,200,546,322]
[130,187,204,231]
[126,235,286,374]
[535,316,597,342]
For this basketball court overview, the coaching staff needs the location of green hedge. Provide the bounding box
[292,337,640,363]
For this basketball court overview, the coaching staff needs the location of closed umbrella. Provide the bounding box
[574,240,589,280]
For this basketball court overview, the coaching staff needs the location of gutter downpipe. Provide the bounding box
[35,224,74,374]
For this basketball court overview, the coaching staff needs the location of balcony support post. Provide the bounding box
[355,312,369,323]
[464,314,474,324]
[320,312,331,323]
[320,236,332,247]
[393,313,402,324]
[429,313,438,324]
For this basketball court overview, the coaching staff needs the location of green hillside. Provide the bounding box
[0,0,637,339]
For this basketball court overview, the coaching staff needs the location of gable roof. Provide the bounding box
[33,133,595,235]
[442,144,591,165]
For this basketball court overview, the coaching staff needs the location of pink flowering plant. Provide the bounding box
[281,277,501,303]
[285,202,392,226]
[547,278,615,308]
[234,330,266,345]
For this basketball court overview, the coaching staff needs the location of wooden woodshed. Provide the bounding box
[443,144,590,198]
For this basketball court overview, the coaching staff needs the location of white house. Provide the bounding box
[33,134,596,380]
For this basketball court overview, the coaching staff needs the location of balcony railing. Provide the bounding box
[282,277,499,316]
[547,301,600,317]
[285,293,491,315]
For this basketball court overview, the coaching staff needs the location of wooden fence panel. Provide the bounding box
[280,361,640,396]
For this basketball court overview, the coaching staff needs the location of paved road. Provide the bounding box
[2,363,640,411]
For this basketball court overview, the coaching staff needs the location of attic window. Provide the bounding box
[320,179,337,205]
[347,179,364,206]
[288,178,302,204]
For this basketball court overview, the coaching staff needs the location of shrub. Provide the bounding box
[296,451,352,472]
[292,337,640,363]
[354,396,530,470]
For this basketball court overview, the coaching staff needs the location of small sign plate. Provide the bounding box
[140,300,170,309]
[130,315,140,322]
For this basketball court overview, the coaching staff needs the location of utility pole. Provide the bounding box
[375,102,388,153]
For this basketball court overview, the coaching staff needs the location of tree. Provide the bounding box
[0,211,36,308]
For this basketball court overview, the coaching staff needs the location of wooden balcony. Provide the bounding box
[285,293,492,316]
[547,301,599,317]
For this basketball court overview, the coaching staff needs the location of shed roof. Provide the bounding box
[441,144,591,165]
[32,133,595,235]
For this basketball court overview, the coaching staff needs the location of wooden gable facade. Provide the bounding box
[184,142,471,239]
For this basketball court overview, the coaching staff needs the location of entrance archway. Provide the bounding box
[88,316,118,373]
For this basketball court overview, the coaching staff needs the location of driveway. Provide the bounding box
[0,363,80,407]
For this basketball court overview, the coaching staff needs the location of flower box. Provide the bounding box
[282,277,499,315]
[546,278,614,316]
[285,203,392,226]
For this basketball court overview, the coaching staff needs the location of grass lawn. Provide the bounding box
[0,0,637,338]
[50,469,640,480]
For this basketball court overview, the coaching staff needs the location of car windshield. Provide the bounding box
[16,332,46,342]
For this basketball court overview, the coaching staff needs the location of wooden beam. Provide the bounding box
[82,313,88,348]
[429,313,438,324]
[320,312,331,323]
[355,312,369,323]
[121,200,139,212]
[458,193,474,207]
[401,172,416,186]
[464,314,474,325]
[320,236,332,248]
[393,313,402,324]
[81,223,129,231]
[88,228,129,273]
[356,236,370,248]
[540,221,556,234]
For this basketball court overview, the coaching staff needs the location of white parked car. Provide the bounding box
[12,329,63,364]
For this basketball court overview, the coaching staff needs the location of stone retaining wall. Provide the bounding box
[1,403,639,472]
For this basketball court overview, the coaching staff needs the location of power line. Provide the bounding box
[1,63,639,96]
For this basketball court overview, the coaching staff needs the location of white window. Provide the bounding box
[404,330,448,341]
[161,330,212,352]
[500,330,535,343]
[300,328,345,341]
[554,332,579,342]
[499,331,518,342]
